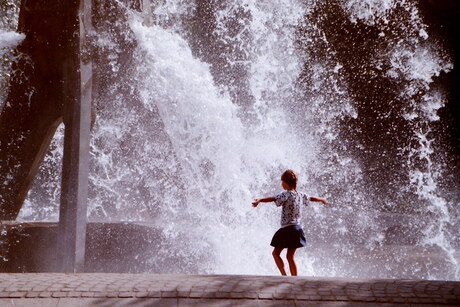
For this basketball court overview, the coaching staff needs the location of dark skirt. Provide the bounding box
[270,225,307,249]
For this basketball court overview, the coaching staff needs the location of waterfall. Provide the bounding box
[1,0,457,279]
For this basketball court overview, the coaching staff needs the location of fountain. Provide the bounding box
[0,0,458,279]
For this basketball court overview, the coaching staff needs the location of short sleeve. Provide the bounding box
[274,191,288,207]
[302,193,310,206]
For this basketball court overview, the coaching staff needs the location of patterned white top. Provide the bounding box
[274,190,310,227]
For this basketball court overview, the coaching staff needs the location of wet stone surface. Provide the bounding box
[0,273,458,306]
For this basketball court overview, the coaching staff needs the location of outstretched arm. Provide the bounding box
[252,197,276,207]
[310,197,327,206]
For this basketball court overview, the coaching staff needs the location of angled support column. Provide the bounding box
[0,0,67,220]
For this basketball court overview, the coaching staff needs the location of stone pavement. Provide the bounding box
[0,273,459,306]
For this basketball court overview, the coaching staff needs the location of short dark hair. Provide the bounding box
[281,170,297,189]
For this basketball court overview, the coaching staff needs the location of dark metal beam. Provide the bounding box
[0,0,70,220]
[58,0,92,273]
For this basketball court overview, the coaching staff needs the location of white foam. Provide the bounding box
[0,29,24,55]
[343,0,396,24]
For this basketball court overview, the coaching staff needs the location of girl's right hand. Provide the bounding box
[252,200,260,207]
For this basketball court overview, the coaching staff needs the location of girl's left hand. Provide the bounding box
[252,200,260,207]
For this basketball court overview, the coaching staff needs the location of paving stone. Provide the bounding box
[282,291,299,300]
[176,286,191,292]
[197,291,214,298]
[298,289,317,295]
[262,300,297,307]
[38,292,52,298]
[391,297,407,303]
[416,293,435,298]
[134,291,149,298]
[93,292,108,298]
[372,291,386,297]
[189,291,203,298]
[320,295,336,300]
[258,292,273,299]
[331,290,346,296]
[218,286,234,292]
[51,292,67,298]
[419,298,436,303]
[162,291,178,298]
[24,292,40,298]
[216,289,233,296]
[273,292,290,299]
[9,292,26,298]
[177,290,190,298]
[230,292,247,298]
[147,291,162,298]
[180,298,259,307]
[294,293,309,300]
[400,292,417,298]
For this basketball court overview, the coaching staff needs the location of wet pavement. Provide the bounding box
[0,273,459,306]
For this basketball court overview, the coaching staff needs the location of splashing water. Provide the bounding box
[0,0,24,107]
[2,0,458,279]
[128,0,314,273]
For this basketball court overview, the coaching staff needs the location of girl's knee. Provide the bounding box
[286,249,296,260]
[272,248,283,257]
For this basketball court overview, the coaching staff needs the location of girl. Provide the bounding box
[252,170,327,276]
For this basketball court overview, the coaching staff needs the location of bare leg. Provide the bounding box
[272,248,287,276]
[286,248,298,276]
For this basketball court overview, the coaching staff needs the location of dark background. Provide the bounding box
[420,0,460,157]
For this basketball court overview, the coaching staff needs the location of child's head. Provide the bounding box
[281,169,297,190]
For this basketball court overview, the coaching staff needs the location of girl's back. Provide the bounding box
[274,190,309,226]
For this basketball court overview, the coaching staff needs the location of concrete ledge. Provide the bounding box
[0,273,459,306]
